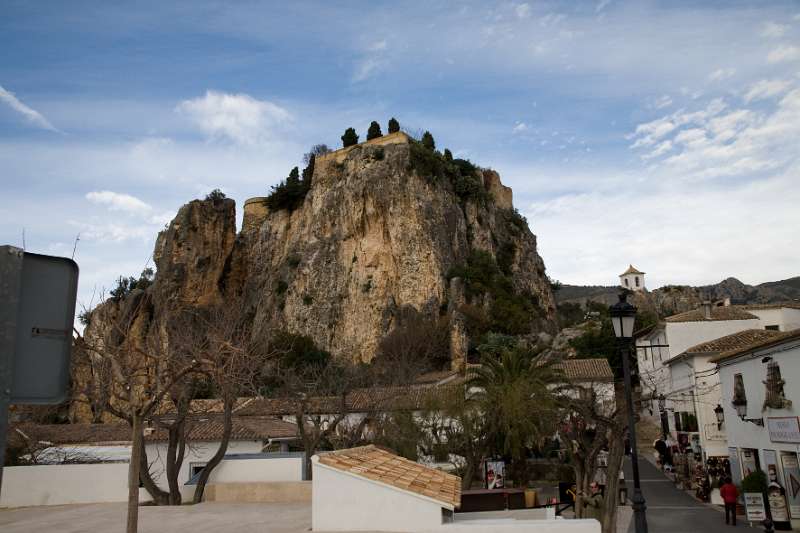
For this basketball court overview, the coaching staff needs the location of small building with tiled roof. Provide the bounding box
[555,358,614,383]
[620,264,646,292]
[312,445,460,532]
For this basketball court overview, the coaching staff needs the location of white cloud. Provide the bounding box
[176,90,291,144]
[86,190,152,214]
[642,139,672,159]
[767,46,800,64]
[652,95,673,109]
[744,79,791,102]
[368,40,387,52]
[760,22,788,38]
[708,68,735,82]
[630,88,800,181]
[512,121,529,133]
[0,85,59,131]
[515,3,531,19]
[352,57,386,82]
[595,0,612,13]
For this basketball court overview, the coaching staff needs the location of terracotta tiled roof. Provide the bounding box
[620,264,645,276]
[237,384,463,417]
[9,422,131,448]
[154,397,255,416]
[9,416,299,447]
[316,445,461,509]
[711,329,800,363]
[665,306,759,323]
[146,416,299,442]
[685,329,782,355]
[554,358,614,382]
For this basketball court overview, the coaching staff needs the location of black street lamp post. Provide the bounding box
[610,291,648,533]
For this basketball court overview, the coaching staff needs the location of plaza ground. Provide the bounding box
[0,501,313,533]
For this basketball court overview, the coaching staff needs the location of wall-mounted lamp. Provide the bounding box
[714,404,724,430]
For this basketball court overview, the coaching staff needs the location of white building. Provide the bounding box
[312,445,600,533]
[636,302,800,458]
[3,416,303,507]
[620,265,646,292]
[714,329,800,529]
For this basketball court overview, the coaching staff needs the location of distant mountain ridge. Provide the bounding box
[557,276,800,315]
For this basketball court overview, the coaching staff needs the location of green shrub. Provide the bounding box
[303,295,313,306]
[443,148,453,162]
[372,147,385,161]
[741,470,767,493]
[388,117,400,134]
[408,140,487,203]
[275,280,289,295]
[266,166,311,212]
[341,127,359,147]
[287,254,301,268]
[109,267,154,302]
[367,121,382,140]
[448,250,539,336]
[270,330,331,370]
[204,189,226,201]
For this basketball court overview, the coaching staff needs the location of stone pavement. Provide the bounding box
[623,457,763,533]
[0,501,313,533]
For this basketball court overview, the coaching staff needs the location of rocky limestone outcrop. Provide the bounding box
[84,134,556,371]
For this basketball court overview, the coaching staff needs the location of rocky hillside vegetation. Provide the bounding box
[83,125,557,374]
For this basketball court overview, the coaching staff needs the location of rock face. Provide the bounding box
[85,133,557,368]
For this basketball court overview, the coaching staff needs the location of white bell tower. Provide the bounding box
[619,265,645,292]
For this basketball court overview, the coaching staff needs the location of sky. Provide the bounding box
[1,0,799,314]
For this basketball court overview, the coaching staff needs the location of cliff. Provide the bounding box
[83,132,556,372]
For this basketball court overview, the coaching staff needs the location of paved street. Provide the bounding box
[624,457,762,533]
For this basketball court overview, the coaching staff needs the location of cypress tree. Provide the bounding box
[421,131,435,151]
[388,117,400,134]
[443,149,453,162]
[341,127,359,147]
[367,121,383,140]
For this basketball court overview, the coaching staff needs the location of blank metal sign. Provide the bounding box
[12,251,79,404]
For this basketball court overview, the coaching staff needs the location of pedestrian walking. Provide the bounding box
[720,477,739,526]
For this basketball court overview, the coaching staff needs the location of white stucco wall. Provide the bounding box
[144,439,264,489]
[749,308,800,332]
[312,460,445,532]
[665,319,760,359]
[207,454,304,483]
[0,463,150,507]
[719,339,800,460]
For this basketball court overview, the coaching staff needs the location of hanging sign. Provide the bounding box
[767,417,800,443]
[744,493,767,522]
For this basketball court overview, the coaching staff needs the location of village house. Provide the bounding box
[635,301,800,460]
[713,328,800,529]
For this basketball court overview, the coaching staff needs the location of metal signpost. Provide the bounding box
[0,245,79,497]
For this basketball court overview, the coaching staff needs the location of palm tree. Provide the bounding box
[469,339,561,487]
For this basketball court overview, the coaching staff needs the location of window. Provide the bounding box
[635,276,640,287]
[624,278,629,287]
[189,463,206,482]
[765,325,780,331]
[733,373,747,408]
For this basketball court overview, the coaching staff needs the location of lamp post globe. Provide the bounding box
[609,290,648,533]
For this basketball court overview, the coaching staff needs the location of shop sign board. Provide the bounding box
[780,452,800,517]
[485,460,505,490]
[744,493,767,522]
[740,448,759,478]
[767,417,800,443]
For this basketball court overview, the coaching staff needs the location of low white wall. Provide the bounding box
[313,462,444,532]
[0,463,150,508]
[431,519,600,532]
[208,455,304,483]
